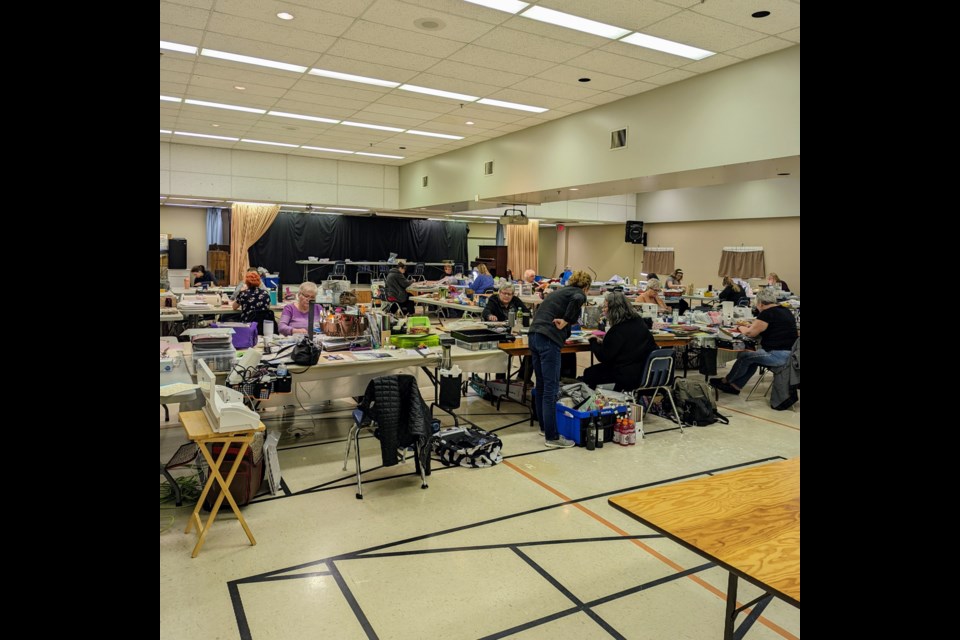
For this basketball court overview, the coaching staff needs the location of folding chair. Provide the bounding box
[330,261,348,281]
[341,375,431,499]
[630,348,683,435]
[355,263,373,284]
[410,262,426,282]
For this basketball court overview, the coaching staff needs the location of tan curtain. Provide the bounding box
[717,246,766,278]
[643,248,675,275]
[229,203,280,283]
[506,220,539,278]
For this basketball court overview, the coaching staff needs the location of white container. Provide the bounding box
[263,320,274,338]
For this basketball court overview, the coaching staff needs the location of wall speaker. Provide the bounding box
[168,238,187,269]
[625,221,645,244]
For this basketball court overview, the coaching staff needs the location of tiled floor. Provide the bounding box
[160,356,799,640]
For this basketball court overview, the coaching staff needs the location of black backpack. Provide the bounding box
[673,379,729,427]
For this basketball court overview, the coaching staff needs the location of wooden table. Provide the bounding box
[179,410,265,558]
[609,458,800,639]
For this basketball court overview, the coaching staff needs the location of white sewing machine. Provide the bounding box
[197,358,260,433]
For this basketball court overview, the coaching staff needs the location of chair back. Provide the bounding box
[637,348,675,390]
[333,261,346,276]
[453,263,464,275]
[377,264,390,274]
[413,262,425,275]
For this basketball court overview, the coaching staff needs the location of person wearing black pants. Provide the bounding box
[528,271,592,448]
[581,292,655,391]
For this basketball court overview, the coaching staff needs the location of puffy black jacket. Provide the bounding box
[360,374,431,469]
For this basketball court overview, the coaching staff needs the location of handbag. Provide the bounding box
[291,336,320,366]
[339,291,358,306]
[322,313,369,338]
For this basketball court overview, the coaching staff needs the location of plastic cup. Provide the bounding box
[263,320,274,338]
[269,290,278,305]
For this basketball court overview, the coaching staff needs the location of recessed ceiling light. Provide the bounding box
[578,78,591,83]
[211,123,220,127]
[234,85,246,91]
[752,11,771,18]
[466,121,475,125]
[569,188,579,191]
[276,12,294,20]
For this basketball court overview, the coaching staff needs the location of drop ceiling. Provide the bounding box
[160,0,800,213]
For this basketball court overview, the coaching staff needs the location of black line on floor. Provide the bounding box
[245,570,332,583]
[228,581,252,640]
[328,560,378,640]
[240,456,783,580]
[585,561,714,608]
[354,534,663,559]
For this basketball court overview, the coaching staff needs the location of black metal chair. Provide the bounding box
[330,261,348,281]
[341,375,431,499]
[630,348,682,436]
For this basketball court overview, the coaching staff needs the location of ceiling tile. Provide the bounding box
[205,13,339,54]
[692,0,801,36]
[644,68,696,86]
[323,38,440,72]
[360,0,496,43]
[535,65,635,92]
[339,20,466,57]
[472,25,589,63]
[449,44,555,76]
[643,11,767,52]
[540,0,681,30]
[680,53,741,74]
[566,50,672,81]
[427,59,527,88]
[160,1,211,29]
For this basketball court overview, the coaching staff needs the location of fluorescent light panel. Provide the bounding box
[160,129,172,134]
[200,48,307,73]
[240,139,300,148]
[405,130,464,140]
[159,95,182,103]
[160,41,197,54]
[309,68,399,88]
[325,207,369,212]
[300,146,354,154]
[620,32,714,60]
[464,0,528,13]
[342,121,405,132]
[399,84,479,102]
[520,6,630,39]
[268,111,339,124]
[477,98,547,113]
[355,152,404,159]
[185,99,265,114]
[174,131,239,141]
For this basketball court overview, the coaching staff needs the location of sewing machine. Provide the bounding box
[197,358,260,433]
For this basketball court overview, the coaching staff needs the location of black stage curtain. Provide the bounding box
[249,212,469,285]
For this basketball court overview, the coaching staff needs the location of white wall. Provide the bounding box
[399,47,800,209]
[636,177,799,223]
[160,143,400,209]
[159,205,206,273]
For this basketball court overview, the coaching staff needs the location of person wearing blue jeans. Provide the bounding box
[528,270,592,447]
[711,287,798,395]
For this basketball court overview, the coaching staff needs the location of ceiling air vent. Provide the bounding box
[610,128,627,150]
[484,161,494,175]
[422,176,429,187]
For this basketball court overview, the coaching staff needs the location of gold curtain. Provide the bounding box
[229,203,280,283]
[642,248,675,275]
[506,220,539,278]
[717,247,766,278]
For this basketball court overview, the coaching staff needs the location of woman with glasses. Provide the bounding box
[279,281,319,335]
[483,283,529,322]
[581,292,655,391]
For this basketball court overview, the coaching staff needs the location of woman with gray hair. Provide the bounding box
[581,292,656,391]
[710,287,798,395]
[278,281,319,335]
[483,283,529,321]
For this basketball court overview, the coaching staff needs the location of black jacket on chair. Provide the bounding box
[360,375,431,469]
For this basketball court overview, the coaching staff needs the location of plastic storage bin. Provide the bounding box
[556,404,628,446]
[451,329,503,351]
[390,333,440,348]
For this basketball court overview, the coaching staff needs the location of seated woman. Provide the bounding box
[718,276,749,305]
[190,265,216,287]
[664,268,689,315]
[483,283,529,321]
[279,281,318,335]
[581,293,656,391]
[470,263,494,295]
[766,272,790,293]
[636,278,669,312]
[232,271,273,334]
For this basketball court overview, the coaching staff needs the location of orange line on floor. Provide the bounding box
[502,459,798,640]
[718,405,801,431]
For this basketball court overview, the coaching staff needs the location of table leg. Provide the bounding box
[724,572,739,640]
[187,437,257,558]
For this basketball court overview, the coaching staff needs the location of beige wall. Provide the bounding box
[538,227,557,277]
[562,218,800,295]
[160,205,207,272]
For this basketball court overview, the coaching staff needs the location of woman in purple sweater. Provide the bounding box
[279,281,318,335]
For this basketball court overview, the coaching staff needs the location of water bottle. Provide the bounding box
[595,415,604,448]
[586,416,596,450]
[508,309,516,329]
[276,363,287,378]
